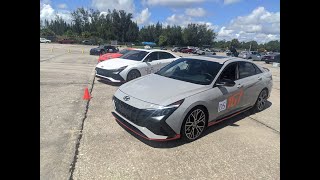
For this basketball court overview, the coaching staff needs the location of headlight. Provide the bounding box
[112,66,127,74]
[146,99,184,120]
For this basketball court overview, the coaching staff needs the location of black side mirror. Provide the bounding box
[216,79,235,87]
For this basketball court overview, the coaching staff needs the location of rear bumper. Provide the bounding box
[112,112,181,141]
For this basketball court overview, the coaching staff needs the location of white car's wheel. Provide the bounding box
[126,70,141,81]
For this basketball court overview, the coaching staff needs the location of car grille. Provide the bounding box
[96,68,114,77]
[113,97,143,124]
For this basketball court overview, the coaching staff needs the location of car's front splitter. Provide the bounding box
[112,112,181,141]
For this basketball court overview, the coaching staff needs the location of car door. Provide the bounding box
[237,61,265,107]
[139,52,159,75]
[207,62,244,120]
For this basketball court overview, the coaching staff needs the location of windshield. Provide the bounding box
[120,50,149,61]
[155,58,223,85]
[119,49,131,55]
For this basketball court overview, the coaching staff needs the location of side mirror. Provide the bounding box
[216,79,235,87]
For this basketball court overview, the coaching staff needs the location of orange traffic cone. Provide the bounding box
[83,87,91,100]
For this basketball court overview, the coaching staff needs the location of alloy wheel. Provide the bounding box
[185,109,206,140]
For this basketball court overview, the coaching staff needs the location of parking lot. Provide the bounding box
[40,44,280,179]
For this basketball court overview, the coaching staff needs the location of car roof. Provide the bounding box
[183,55,253,64]
[132,48,176,53]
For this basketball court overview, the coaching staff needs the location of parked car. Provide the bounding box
[82,40,96,45]
[95,49,179,82]
[98,48,135,63]
[40,38,51,43]
[262,53,280,64]
[112,56,273,141]
[90,45,119,55]
[171,47,182,52]
[58,39,75,44]
[238,51,262,61]
[181,48,193,53]
[179,47,188,52]
[197,49,216,55]
[225,50,232,56]
[144,45,151,50]
[160,47,167,50]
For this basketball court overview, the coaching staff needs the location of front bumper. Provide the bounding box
[112,112,181,141]
[95,68,125,82]
[112,96,180,141]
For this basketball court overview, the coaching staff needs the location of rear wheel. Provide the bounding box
[252,89,268,113]
[126,70,141,81]
[100,50,105,55]
[182,106,207,142]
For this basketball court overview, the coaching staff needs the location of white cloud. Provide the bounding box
[40,4,55,21]
[91,0,135,13]
[142,0,206,7]
[166,14,193,27]
[58,3,68,9]
[134,8,151,25]
[216,7,280,43]
[40,3,72,24]
[185,8,206,17]
[165,14,218,30]
[224,0,241,5]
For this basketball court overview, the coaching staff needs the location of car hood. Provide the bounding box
[98,53,122,60]
[96,58,140,70]
[118,74,209,106]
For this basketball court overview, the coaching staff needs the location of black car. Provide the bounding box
[89,45,119,55]
[160,46,167,50]
[262,53,280,64]
[82,40,96,45]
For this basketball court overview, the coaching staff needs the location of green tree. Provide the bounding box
[158,35,168,46]
[231,39,240,48]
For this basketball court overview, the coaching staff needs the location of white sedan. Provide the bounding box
[40,38,51,43]
[95,49,180,82]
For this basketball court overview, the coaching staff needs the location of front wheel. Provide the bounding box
[182,107,207,142]
[126,70,141,81]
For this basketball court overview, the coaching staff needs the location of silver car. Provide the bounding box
[112,56,273,141]
[239,51,262,61]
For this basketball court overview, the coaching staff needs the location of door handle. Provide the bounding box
[258,77,262,80]
[237,84,243,88]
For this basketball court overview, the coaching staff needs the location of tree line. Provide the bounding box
[40,7,279,52]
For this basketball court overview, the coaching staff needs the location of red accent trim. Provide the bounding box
[208,108,249,127]
[113,114,181,141]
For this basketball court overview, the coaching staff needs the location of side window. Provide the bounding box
[219,62,238,81]
[145,52,159,61]
[239,62,257,79]
[159,52,175,59]
[252,64,263,74]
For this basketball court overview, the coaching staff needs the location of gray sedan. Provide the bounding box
[112,56,273,141]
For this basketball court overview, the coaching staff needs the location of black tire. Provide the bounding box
[100,50,105,55]
[126,69,141,81]
[181,106,208,142]
[252,89,268,113]
[202,52,205,55]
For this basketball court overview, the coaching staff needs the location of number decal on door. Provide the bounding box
[227,89,244,109]
[218,89,244,112]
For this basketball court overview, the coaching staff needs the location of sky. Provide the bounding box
[40,0,280,43]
